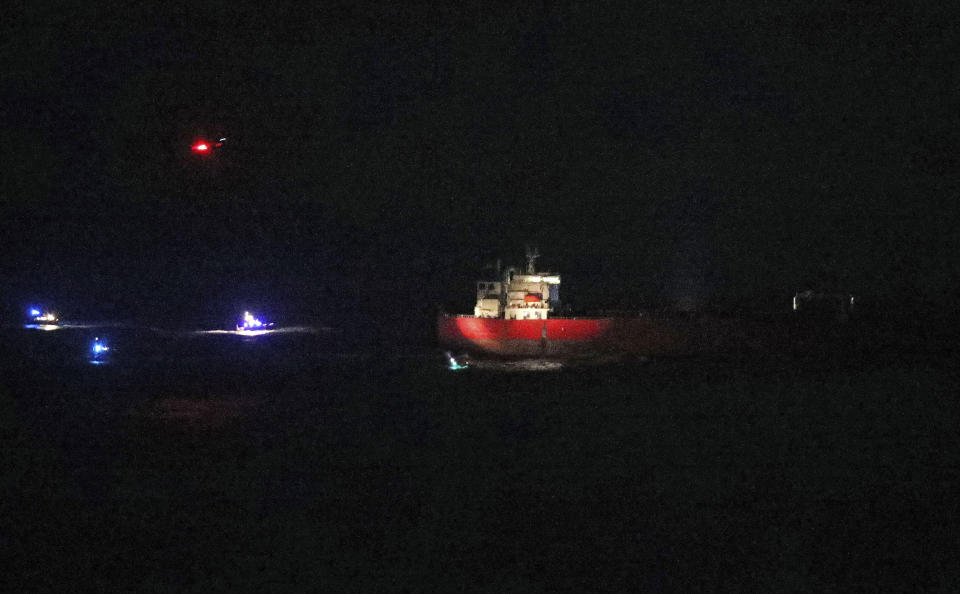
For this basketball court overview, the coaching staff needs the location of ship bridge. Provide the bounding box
[473,249,561,320]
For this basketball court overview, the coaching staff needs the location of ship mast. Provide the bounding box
[525,245,540,274]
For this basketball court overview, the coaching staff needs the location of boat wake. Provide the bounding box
[193,325,332,336]
[455,358,565,373]
[23,321,134,331]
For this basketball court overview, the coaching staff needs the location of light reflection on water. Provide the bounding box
[201,329,275,337]
[24,324,61,331]
[193,326,329,336]
[24,322,130,331]
[455,358,565,373]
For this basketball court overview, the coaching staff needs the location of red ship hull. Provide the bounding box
[437,313,782,358]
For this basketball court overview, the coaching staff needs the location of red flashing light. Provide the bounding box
[192,142,210,153]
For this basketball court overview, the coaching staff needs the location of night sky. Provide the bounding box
[3,3,957,328]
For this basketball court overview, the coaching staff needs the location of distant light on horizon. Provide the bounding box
[191,142,210,153]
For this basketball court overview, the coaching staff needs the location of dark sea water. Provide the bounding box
[2,323,958,591]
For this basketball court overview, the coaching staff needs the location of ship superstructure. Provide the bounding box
[474,247,561,320]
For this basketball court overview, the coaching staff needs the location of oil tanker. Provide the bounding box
[438,249,853,359]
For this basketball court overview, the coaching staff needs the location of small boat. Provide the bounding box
[236,311,274,332]
[92,337,109,356]
[26,307,59,326]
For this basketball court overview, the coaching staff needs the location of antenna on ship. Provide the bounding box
[525,245,540,274]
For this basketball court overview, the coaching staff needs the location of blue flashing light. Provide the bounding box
[29,308,41,317]
[238,311,267,331]
[91,338,109,356]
